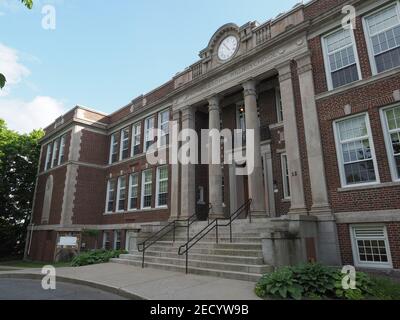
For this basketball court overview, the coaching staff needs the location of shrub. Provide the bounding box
[255,267,303,300]
[71,249,127,267]
[255,263,400,300]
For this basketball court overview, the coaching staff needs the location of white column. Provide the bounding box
[208,96,224,219]
[296,54,331,214]
[169,110,180,220]
[277,62,307,214]
[180,106,196,218]
[242,80,266,215]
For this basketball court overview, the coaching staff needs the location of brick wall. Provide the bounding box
[79,129,108,165]
[317,75,400,213]
[338,223,400,269]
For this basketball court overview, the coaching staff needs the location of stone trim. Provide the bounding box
[335,210,400,224]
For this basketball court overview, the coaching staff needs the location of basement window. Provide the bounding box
[351,225,393,269]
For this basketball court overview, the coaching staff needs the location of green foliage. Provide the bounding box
[0,73,5,90]
[71,250,127,267]
[334,271,373,300]
[369,276,400,300]
[256,263,400,300]
[255,267,303,300]
[0,119,44,258]
[21,0,33,9]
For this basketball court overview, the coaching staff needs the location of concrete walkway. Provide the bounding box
[0,263,260,300]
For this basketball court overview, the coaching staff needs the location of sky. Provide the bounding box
[0,0,300,133]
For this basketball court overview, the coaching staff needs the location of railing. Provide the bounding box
[137,204,212,268]
[178,199,253,274]
[254,22,271,45]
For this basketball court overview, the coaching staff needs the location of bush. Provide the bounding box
[71,249,127,267]
[255,263,400,300]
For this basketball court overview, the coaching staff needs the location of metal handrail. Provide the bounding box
[178,199,252,274]
[137,204,212,268]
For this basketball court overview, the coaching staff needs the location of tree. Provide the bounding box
[0,1,33,90]
[0,119,44,259]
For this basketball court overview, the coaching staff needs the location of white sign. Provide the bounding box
[58,236,77,247]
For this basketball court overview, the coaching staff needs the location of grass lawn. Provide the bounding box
[0,260,71,269]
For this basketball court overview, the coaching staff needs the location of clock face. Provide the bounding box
[218,36,238,61]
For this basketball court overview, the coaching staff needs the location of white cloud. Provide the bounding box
[0,96,66,133]
[0,43,31,96]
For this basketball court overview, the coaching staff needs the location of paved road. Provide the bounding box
[0,278,126,300]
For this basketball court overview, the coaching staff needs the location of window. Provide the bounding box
[158,110,170,148]
[103,232,111,250]
[131,122,141,156]
[351,225,392,268]
[109,133,119,164]
[364,3,400,74]
[105,180,116,213]
[144,117,155,152]
[114,231,121,250]
[58,135,66,165]
[156,166,168,207]
[276,88,283,123]
[51,139,59,168]
[382,105,400,180]
[141,169,153,208]
[116,176,126,212]
[45,144,52,171]
[120,128,130,160]
[128,173,139,210]
[323,28,360,89]
[334,114,379,187]
[281,153,291,199]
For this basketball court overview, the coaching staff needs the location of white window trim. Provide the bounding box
[380,104,400,182]
[281,153,291,199]
[333,112,380,188]
[350,224,393,269]
[119,128,129,161]
[144,116,155,152]
[128,173,139,211]
[116,176,126,213]
[51,139,59,168]
[275,87,283,123]
[105,180,115,214]
[141,170,153,209]
[45,144,52,171]
[109,134,118,164]
[58,135,66,166]
[156,166,169,208]
[113,230,121,250]
[321,26,363,91]
[157,109,170,149]
[362,1,400,76]
[131,122,141,157]
[103,232,110,250]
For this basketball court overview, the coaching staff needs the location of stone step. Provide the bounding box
[111,258,267,282]
[132,246,263,257]
[121,252,264,265]
[116,254,270,274]
[151,241,263,250]
[160,236,263,243]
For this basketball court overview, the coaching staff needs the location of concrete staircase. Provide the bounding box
[111,219,275,282]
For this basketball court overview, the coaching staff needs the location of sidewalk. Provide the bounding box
[0,263,260,300]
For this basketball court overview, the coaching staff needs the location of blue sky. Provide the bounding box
[0,0,300,132]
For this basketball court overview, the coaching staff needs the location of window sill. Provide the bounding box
[315,66,400,101]
[337,181,400,192]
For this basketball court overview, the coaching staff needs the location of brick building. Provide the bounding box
[26,0,400,273]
